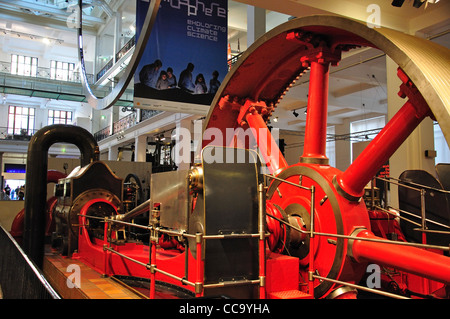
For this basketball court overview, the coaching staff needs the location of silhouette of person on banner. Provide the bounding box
[166,67,177,88]
[209,70,220,94]
[194,73,207,94]
[178,63,195,92]
[139,59,162,88]
[156,71,170,90]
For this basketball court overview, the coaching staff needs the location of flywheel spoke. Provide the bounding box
[335,68,433,201]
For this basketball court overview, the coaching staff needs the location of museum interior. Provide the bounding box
[0,0,449,302]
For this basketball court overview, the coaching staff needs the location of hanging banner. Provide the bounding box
[134,0,228,115]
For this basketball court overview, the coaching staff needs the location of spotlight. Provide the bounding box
[391,0,405,7]
[293,110,299,117]
[413,0,425,7]
[273,117,278,123]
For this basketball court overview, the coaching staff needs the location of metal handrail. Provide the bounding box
[113,112,137,135]
[0,60,95,84]
[370,175,450,236]
[263,172,449,299]
[81,178,270,298]
[92,109,164,142]
[312,274,409,299]
[0,126,38,140]
[263,173,313,191]
[81,215,265,296]
[81,170,450,299]
[377,175,450,194]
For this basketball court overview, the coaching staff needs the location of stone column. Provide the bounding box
[135,134,147,162]
[247,5,266,47]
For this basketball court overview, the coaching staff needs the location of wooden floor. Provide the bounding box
[43,253,147,299]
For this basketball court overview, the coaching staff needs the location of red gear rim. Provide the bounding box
[201,15,450,298]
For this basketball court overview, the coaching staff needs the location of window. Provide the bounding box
[434,122,450,164]
[48,110,73,125]
[7,106,35,135]
[50,60,75,82]
[11,54,38,77]
[326,126,336,167]
[350,116,385,162]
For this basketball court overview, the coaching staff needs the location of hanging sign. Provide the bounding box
[134,0,228,115]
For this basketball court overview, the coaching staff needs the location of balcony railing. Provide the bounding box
[227,52,244,70]
[93,126,111,142]
[96,36,135,82]
[93,109,163,143]
[0,62,134,105]
[113,112,137,134]
[0,127,37,141]
[116,36,136,63]
[0,60,95,84]
[96,58,114,82]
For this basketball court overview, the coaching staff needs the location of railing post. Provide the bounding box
[102,217,109,277]
[258,183,266,298]
[419,188,430,295]
[308,185,315,297]
[149,236,157,299]
[195,232,203,297]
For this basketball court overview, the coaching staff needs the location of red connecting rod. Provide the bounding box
[350,230,450,285]
[298,45,341,164]
[245,112,288,174]
[300,59,330,164]
[336,68,432,199]
[235,99,288,174]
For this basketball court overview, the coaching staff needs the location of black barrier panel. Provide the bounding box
[201,146,262,298]
[0,225,60,299]
[398,170,450,247]
[436,163,450,191]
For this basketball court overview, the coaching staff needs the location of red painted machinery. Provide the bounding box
[10,170,66,245]
[20,15,450,299]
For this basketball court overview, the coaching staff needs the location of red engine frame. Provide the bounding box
[22,15,449,300]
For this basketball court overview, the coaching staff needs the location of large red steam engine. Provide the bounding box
[16,15,450,299]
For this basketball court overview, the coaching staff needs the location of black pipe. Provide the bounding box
[23,124,99,268]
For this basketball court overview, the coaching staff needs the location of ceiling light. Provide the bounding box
[391,0,405,7]
[413,0,425,8]
[293,110,299,117]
